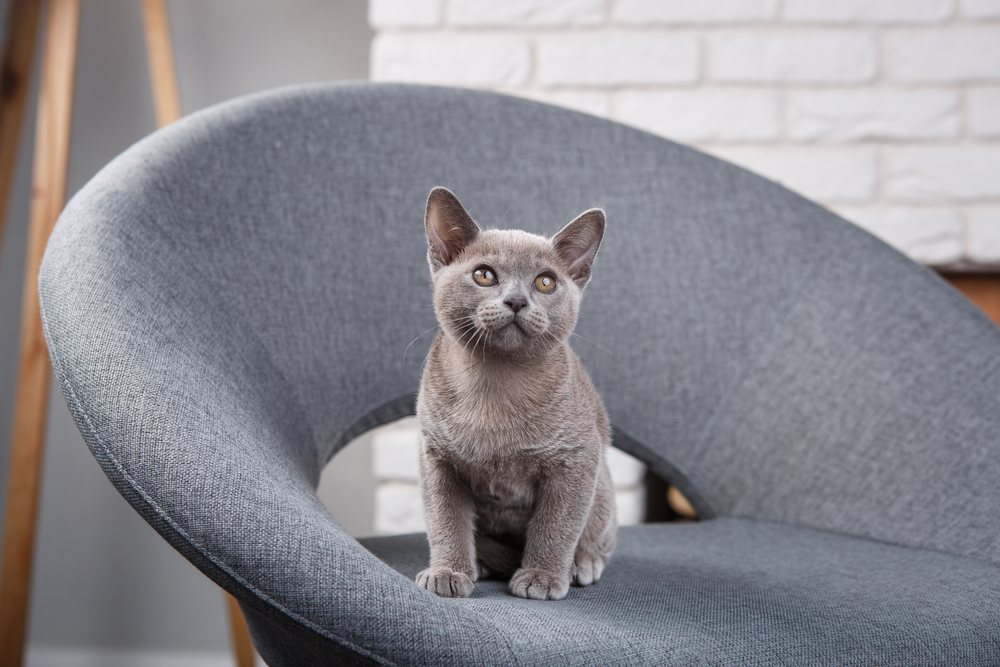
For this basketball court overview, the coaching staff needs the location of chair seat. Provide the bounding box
[359,518,1000,666]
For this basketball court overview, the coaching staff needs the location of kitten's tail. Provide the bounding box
[475,534,522,578]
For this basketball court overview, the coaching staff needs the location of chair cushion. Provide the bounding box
[358,518,1000,666]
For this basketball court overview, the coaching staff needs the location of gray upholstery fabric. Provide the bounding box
[39,82,1000,664]
[359,520,1000,666]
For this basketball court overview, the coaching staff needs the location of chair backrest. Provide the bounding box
[41,83,1000,573]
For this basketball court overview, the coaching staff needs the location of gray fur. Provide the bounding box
[415,187,616,601]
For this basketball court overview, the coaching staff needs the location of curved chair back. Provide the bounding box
[40,84,1000,627]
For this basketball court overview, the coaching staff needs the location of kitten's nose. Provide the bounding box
[504,296,527,313]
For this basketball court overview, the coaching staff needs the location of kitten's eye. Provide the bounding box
[533,274,556,294]
[472,266,498,287]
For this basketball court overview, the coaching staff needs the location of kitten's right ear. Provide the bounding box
[425,187,480,272]
[553,208,605,289]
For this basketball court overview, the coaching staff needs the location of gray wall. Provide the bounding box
[0,0,372,654]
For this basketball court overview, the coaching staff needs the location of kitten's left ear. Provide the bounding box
[553,208,605,288]
[425,187,480,272]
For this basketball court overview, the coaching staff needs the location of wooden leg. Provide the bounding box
[227,594,256,667]
[943,274,1000,328]
[0,1,80,665]
[141,0,181,126]
[0,0,44,264]
[666,486,698,519]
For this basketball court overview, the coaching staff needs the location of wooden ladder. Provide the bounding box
[0,1,256,665]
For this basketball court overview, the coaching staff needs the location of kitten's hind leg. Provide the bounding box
[571,464,617,587]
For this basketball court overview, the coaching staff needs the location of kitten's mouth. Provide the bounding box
[468,309,543,349]
[503,320,528,335]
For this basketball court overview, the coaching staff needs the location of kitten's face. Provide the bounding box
[423,188,605,360]
[433,230,580,358]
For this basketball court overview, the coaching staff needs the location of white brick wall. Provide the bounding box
[885,147,1000,201]
[372,35,531,85]
[965,0,1000,19]
[369,0,443,28]
[967,206,1000,262]
[537,34,700,85]
[784,0,953,23]
[885,28,1000,82]
[711,32,878,83]
[369,0,1000,270]
[969,88,1000,136]
[614,0,779,25]
[449,0,606,26]
[787,90,960,141]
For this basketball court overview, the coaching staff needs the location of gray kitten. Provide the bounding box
[415,187,616,601]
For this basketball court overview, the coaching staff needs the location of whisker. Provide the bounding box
[464,322,484,357]
[472,326,488,358]
[459,327,474,355]
[456,320,479,355]
[403,326,440,361]
[570,332,616,357]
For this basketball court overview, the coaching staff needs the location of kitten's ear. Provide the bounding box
[425,187,480,272]
[553,208,605,288]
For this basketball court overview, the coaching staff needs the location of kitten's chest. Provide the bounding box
[420,379,557,497]
[421,343,571,457]
[433,379,568,472]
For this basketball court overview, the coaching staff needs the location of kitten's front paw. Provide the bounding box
[509,567,569,601]
[571,553,608,587]
[416,567,474,598]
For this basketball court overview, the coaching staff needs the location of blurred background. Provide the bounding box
[0,1,372,664]
[0,0,997,664]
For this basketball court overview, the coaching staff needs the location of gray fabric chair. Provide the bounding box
[39,83,1000,666]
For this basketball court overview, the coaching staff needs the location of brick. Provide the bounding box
[963,0,1000,18]
[711,31,876,83]
[969,88,1000,138]
[372,419,420,482]
[788,89,960,141]
[615,89,780,142]
[709,146,877,203]
[615,0,777,24]
[368,0,443,28]
[785,0,953,23]
[886,28,1000,82]
[375,482,426,535]
[607,447,646,489]
[512,90,612,118]
[537,34,699,86]
[885,147,1000,202]
[966,206,1000,264]
[834,206,963,265]
[449,0,606,26]
[371,34,530,86]
[616,488,646,526]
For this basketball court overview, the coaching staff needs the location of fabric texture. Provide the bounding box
[360,519,1000,666]
[38,82,1000,665]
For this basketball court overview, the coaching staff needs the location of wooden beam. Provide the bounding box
[227,594,256,667]
[0,0,80,664]
[0,0,44,266]
[141,0,181,126]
